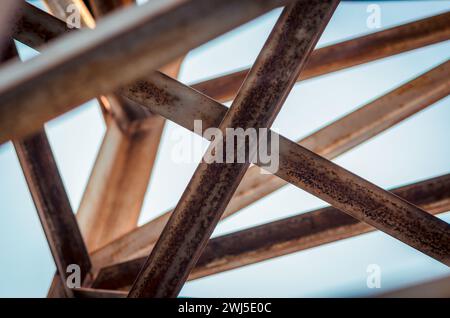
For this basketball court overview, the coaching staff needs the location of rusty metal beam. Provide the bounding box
[191,11,450,102]
[3,42,91,298]
[13,3,73,50]
[90,58,450,271]
[128,0,339,298]
[14,130,92,298]
[92,173,450,290]
[15,5,449,85]
[0,0,287,145]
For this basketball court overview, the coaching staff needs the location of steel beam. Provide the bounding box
[3,42,91,298]
[191,11,450,102]
[90,58,450,270]
[0,0,287,144]
[92,174,450,289]
[128,0,339,298]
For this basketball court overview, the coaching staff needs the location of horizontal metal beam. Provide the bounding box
[0,0,287,144]
[191,11,450,102]
[127,0,339,298]
[90,58,450,270]
[92,173,450,289]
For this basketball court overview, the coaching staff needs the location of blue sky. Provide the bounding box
[0,1,449,297]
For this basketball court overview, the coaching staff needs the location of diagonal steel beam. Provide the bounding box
[90,58,450,270]
[191,11,450,102]
[14,5,449,88]
[3,42,91,298]
[128,0,339,298]
[3,42,92,298]
[91,173,450,290]
[0,0,288,145]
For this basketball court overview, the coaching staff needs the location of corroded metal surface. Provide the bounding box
[128,0,339,298]
[3,42,91,298]
[92,173,450,290]
[0,0,288,144]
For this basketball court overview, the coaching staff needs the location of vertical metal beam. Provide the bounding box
[14,131,92,298]
[128,0,339,298]
[0,0,288,145]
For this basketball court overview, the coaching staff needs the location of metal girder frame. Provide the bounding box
[91,173,450,290]
[127,0,340,298]
[119,59,450,274]
[0,0,287,144]
[3,42,92,298]
[90,55,450,271]
[12,4,450,273]
[3,1,448,296]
